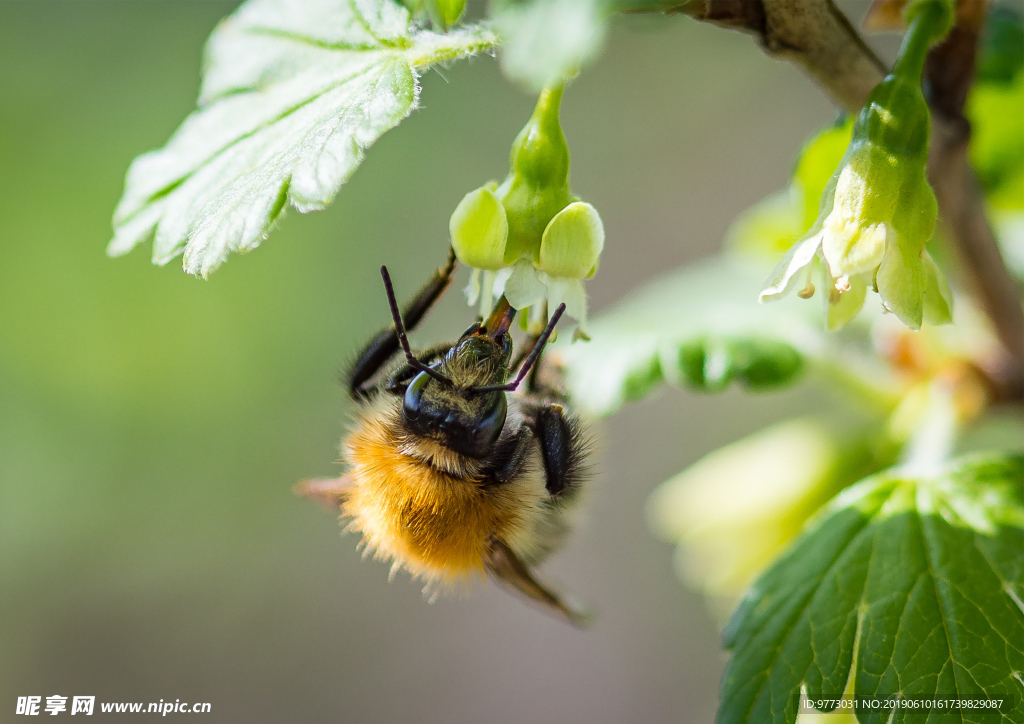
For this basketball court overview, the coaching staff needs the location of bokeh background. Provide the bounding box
[0,3,893,722]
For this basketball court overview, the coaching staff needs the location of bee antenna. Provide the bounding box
[380,266,454,387]
[472,303,566,394]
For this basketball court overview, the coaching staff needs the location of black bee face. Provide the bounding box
[401,335,511,459]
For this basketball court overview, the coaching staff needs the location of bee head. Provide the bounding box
[378,265,565,460]
[402,332,511,459]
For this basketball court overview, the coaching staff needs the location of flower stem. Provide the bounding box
[892,0,949,79]
[809,354,903,414]
[898,381,958,475]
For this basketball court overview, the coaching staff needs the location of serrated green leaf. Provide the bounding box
[557,255,889,416]
[720,453,1024,724]
[493,0,606,90]
[108,0,496,277]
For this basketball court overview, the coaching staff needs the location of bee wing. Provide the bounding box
[293,475,354,511]
[485,538,591,627]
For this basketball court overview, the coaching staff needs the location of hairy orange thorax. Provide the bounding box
[342,410,527,582]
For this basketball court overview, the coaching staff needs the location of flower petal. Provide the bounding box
[546,276,587,330]
[449,186,509,270]
[825,273,867,330]
[759,233,823,302]
[465,268,481,306]
[821,218,891,279]
[500,261,547,310]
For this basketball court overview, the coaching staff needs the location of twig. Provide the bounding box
[627,0,888,106]
[923,0,1024,394]
[628,0,1024,382]
[671,0,888,108]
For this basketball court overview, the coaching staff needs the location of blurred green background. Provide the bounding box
[0,2,863,721]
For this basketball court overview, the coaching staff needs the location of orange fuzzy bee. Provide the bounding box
[298,251,590,624]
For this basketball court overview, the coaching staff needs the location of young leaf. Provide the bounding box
[108,0,496,277]
[493,0,606,91]
[720,453,1024,724]
[968,69,1024,211]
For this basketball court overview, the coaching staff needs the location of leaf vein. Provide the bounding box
[918,511,966,724]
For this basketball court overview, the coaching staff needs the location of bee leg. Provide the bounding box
[486,538,590,627]
[531,404,584,496]
[293,475,354,510]
[487,426,534,486]
[348,248,457,399]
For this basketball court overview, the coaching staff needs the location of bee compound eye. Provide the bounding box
[474,392,507,448]
[402,371,430,422]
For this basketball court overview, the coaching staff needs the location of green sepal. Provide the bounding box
[874,172,940,329]
[825,275,867,331]
[538,201,605,278]
[820,142,899,279]
[450,185,509,270]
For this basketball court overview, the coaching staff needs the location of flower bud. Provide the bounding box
[399,0,466,29]
[432,0,466,27]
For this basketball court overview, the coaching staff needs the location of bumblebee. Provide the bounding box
[298,251,590,624]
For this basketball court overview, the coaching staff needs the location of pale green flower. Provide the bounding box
[760,0,954,331]
[449,83,604,335]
